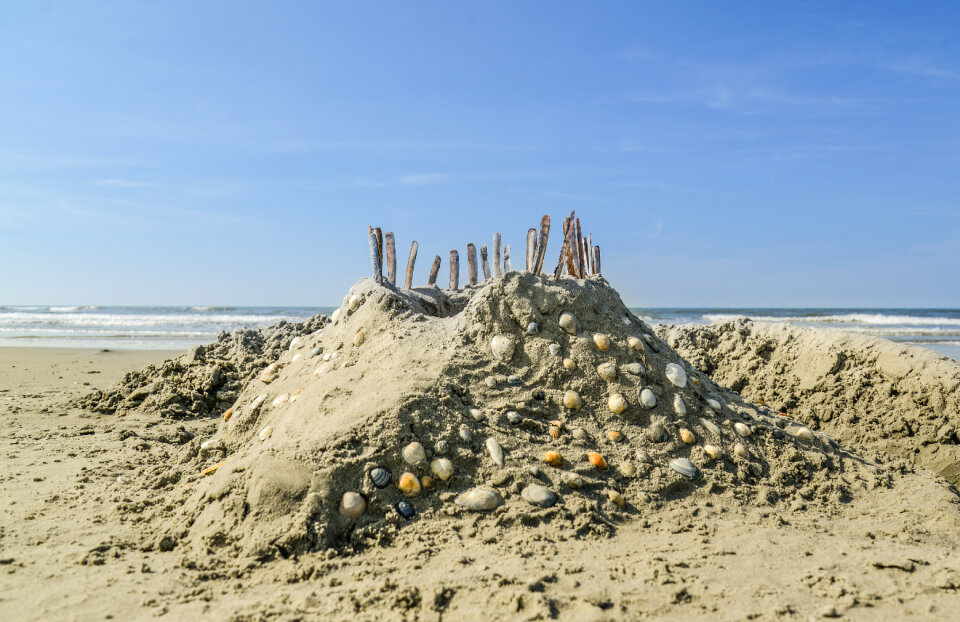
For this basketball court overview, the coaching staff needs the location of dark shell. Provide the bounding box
[395,500,415,519]
[670,458,700,479]
[369,467,390,489]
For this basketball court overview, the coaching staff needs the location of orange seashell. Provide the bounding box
[420,475,436,490]
[544,450,565,467]
[549,425,561,439]
[607,430,624,442]
[222,408,233,421]
[398,472,421,496]
[202,459,226,476]
[679,428,696,444]
[587,452,607,470]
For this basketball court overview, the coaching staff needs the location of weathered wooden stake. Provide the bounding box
[593,246,601,275]
[374,227,383,265]
[525,228,537,270]
[587,234,593,274]
[503,245,511,272]
[575,218,586,278]
[564,213,579,277]
[384,232,397,284]
[492,233,502,278]
[554,216,571,278]
[449,250,460,290]
[466,244,478,285]
[368,231,382,283]
[480,245,491,280]
[404,241,418,289]
[533,215,551,274]
[428,255,441,286]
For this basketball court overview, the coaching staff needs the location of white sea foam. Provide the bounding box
[703,313,960,327]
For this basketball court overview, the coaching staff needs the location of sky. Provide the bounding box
[1,1,958,307]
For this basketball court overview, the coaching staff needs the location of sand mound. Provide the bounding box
[121,274,893,569]
[75,316,328,419]
[657,319,960,487]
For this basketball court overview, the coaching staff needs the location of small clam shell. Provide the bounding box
[597,362,617,382]
[398,472,421,496]
[734,422,752,438]
[795,426,815,442]
[260,372,277,384]
[558,311,579,335]
[588,452,607,470]
[571,427,587,440]
[544,450,565,467]
[395,500,415,519]
[549,343,561,356]
[563,391,584,411]
[469,408,486,422]
[330,308,341,324]
[664,363,688,388]
[526,321,539,334]
[593,333,611,352]
[623,362,643,375]
[607,490,625,508]
[703,444,721,460]
[673,395,687,417]
[565,472,584,489]
[401,442,427,466]
[669,458,700,479]
[679,428,696,444]
[272,393,289,407]
[628,336,643,351]
[353,330,366,347]
[707,398,723,411]
[639,388,657,409]
[430,458,454,481]
[339,492,366,518]
[521,485,558,508]
[222,408,233,421]
[562,358,576,371]
[289,337,302,350]
[369,467,390,488]
[608,393,627,414]
[420,475,435,490]
[258,426,273,441]
[459,424,472,443]
[619,462,637,477]
[455,487,501,511]
[506,411,521,424]
[549,425,561,439]
[700,418,721,436]
[490,334,516,362]
[434,439,450,455]
[606,430,624,443]
[647,421,668,443]
[348,293,363,311]
[733,443,749,459]
[485,437,505,466]
[250,395,266,412]
[643,333,659,351]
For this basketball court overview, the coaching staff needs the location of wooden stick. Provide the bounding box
[525,228,537,270]
[593,246,601,275]
[587,234,593,274]
[368,231,382,283]
[580,232,589,276]
[404,241,418,289]
[374,227,383,266]
[564,213,579,277]
[533,215,551,274]
[384,232,396,284]
[480,245,491,280]
[503,245,511,272]
[555,216,570,278]
[575,218,585,278]
[449,250,460,290]
[466,244,478,285]
[428,255,441,286]
[492,233,502,278]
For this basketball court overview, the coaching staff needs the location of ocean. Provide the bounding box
[1,306,958,361]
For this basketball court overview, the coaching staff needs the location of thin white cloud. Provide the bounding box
[398,173,449,186]
[90,178,152,188]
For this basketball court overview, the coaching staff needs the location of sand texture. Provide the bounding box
[2,279,960,620]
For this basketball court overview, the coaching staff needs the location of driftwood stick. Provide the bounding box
[581,233,589,276]
[593,246,601,275]
[503,245,511,272]
[466,244,478,285]
[480,245,491,280]
[449,250,460,290]
[533,215,551,274]
[374,228,383,266]
[404,241,418,289]
[428,255,441,286]
[575,218,585,278]
[525,228,537,270]
[492,233,502,278]
[384,232,396,284]
[564,214,579,277]
[555,217,570,278]
[587,234,593,274]
[368,231,382,283]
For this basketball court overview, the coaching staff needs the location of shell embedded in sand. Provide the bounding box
[291,353,302,363]
[330,308,341,324]
[563,391,584,411]
[339,492,366,519]
[639,388,657,409]
[250,395,266,412]
[587,452,607,470]
[670,458,699,479]
[643,334,659,351]
[459,425,472,443]
[526,321,539,334]
[485,437,505,466]
[607,490,625,508]
[679,428,696,444]
[565,472,584,489]
[703,445,721,460]
[544,450,565,467]
[733,443,749,459]
[521,485,558,508]
[348,293,363,312]
[455,487,501,511]
[272,393,289,407]
[606,429,624,443]
[395,500,415,519]
[258,426,273,441]
[289,337,302,351]
[734,422,752,438]
[628,336,644,352]
[506,411,521,424]
[484,375,497,388]
[664,363,688,388]
[402,441,427,466]
[549,343,561,356]
[353,330,366,347]
[647,421,668,443]
[608,393,627,414]
[469,408,486,422]
[490,335,516,362]
[558,311,579,335]
[795,426,815,442]
[597,362,617,382]
[309,346,322,358]
[222,408,233,421]
[549,425,561,439]
[674,395,687,417]
[420,475,436,490]
[562,358,576,371]
[430,458,454,481]
[369,467,391,488]
[623,363,643,375]
[398,472,421,496]
[700,418,721,436]
[619,462,637,477]
[593,333,611,351]
[707,398,723,411]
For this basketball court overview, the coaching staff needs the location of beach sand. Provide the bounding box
[2,282,960,621]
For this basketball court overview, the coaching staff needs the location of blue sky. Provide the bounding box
[1,1,958,307]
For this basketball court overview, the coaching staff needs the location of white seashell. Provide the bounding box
[348,294,363,312]
[322,353,331,361]
[703,444,721,460]
[506,411,521,424]
[291,353,302,363]
[608,393,627,414]
[521,485,558,507]
[733,443,749,459]
[469,408,486,422]
[430,458,454,481]
[628,336,644,352]
[401,442,426,465]
[664,363,688,388]
[272,393,289,407]
[558,311,579,335]
[200,439,213,450]
[526,321,539,334]
[250,394,266,412]
[331,308,341,324]
[639,388,657,409]
[562,358,576,370]
[597,362,617,382]
[734,422,752,438]
[700,418,721,436]
[330,351,339,360]
[258,426,273,441]
[309,346,322,358]
[490,335,516,362]
[795,426,815,442]
[673,394,687,417]
[549,343,561,356]
[289,337,302,351]
[623,362,643,375]
[707,398,723,411]
[563,391,583,411]
[455,487,501,511]
[670,458,699,479]
[485,437,505,466]
[339,492,366,518]
[459,424,472,443]
[565,472,584,489]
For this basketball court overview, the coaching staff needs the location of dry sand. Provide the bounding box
[2,281,960,621]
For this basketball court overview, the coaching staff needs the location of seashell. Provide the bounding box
[369,467,390,488]
[430,458,454,481]
[258,426,273,441]
[670,458,699,479]
[469,408,486,422]
[643,333,659,351]
[565,472,584,489]
[330,351,339,360]
[607,490,625,508]
[309,346,322,358]
[434,439,450,455]
[322,353,331,361]
[420,475,436,490]
[664,363,688,388]
[639,388,657,409]
[549,425,561,439]
[703,444,721,460]
[507,375,522,386]
[459,425,472,443]
[607,429,624,443]
[529,465,543,478]
[222,408,233,421]
[353,330,366,347]
[250,394,266,412]
[700,418,720,436]
[679,428,696,444]
[272,393,289,407]
[506,411,521,424]
[526,321,539,335]
[490,335,516,362]
[291,353,302,363]
[563,390,584,411]
[484,375,497,388]
[521,485,558,508]
[597,362,617,382]
[635,449,652,463]
[349,293,364,312]
[628,336,644,352]
[795,426,815,442]
[558,311,579,335]
[707,398,723,411]
[733,443,749,459]
[619,462,637,477]
[398,472,421,496]
[562,358,576,371]
[544,450,565,467]
[571,427,587,441]
[734,422,752,438]
[264,362,282,375]
[289,337,302,351]
[455,487,502,511]
[401,441,427,466]
[330,308,341,324]
[339,492,366,518]
[587,452,607,470]
[261,372,277,384]
[593,333,611,352]
[674,394,687,417]
[485,437,505,466]
[608,393,627,414]
[549,343,561,356]
[200,439,214,450]
[395,500,415,519]
[623,362,643,375]
[647,421,668,443]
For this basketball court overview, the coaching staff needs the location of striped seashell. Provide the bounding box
[401,442,426,466]
[670,458,699,479]
[368,467,390,489]
[549,425,561,439]
[395,500,415,519]
[398,472,421,496]
[642,333,659,351]
[338,492,366,519]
